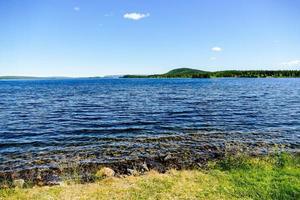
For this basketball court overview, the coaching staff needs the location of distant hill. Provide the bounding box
[123,68,210,78]
[123,68,300,78]
[164,68,208,76]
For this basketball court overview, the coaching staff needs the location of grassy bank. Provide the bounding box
[1,152,299,200]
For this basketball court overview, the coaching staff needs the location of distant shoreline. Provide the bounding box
[0,76,73,80]
[123,68,300,78]
[1,68,300,80]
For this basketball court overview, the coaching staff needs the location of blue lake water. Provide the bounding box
[0,78,299,171]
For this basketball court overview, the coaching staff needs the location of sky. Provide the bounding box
[0,0,300,77]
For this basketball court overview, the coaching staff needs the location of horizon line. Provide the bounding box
[1,67,300,79]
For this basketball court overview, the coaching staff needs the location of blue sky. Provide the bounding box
[0,0,300,76]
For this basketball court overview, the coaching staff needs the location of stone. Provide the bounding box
[1,184,9,189]
[48,181,63,186]
[59,181,66,187]
[13,179,25,188]
[164,154,172,161]
[96,167,115,178]
[37,181,44,186]
[141,162,149,171]
[127,168,139,176]
[45,175,62,186]
[36,173,43,186]
[36,174,42,181]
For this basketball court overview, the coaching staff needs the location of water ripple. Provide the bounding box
[0,78,299,171]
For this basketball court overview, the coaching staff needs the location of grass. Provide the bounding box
[0,152,299,200]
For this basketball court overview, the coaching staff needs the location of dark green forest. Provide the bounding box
[123,68,300,78]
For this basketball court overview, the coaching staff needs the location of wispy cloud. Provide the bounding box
[123,12,150,20]
[104,12,114,17]
[211,47,222,52]
[73,6,80,11]
[210,57,217,60]
[281,60,300,67]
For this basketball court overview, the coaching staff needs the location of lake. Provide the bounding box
[0,78,299,172]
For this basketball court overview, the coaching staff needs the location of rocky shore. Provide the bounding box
[0,141,294,188]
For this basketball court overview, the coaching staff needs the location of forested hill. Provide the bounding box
[123,68,300,78]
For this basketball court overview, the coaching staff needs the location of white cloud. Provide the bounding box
[73,6,80,11]
[211,47,222,52]
[281,60,300,67]
[210,57,217,60]
[123,12,150,20]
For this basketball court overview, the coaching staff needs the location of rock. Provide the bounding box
[36,173,43,186]
[141,162,149,171]
[164,154,172,161]
[1,184,9,189]
[58,181,66,187]
[48,181,63,186]
[13,179,25,188]
[37,181,44,187]
[95,167,115,178]
[36,174,42,181]
[44,174,61,186]
[127,168,139,176]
